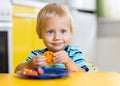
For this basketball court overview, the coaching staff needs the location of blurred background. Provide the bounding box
[0,0,120,73]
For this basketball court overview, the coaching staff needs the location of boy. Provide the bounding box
[15,3,89,73]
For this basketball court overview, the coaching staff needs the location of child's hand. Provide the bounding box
[53,50,70,64]
[32,55,47,67]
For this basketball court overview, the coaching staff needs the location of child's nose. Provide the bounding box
[53,33,61,40]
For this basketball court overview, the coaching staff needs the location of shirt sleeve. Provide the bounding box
[68,46,89,72]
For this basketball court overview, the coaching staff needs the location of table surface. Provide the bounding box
[0,72,120,86]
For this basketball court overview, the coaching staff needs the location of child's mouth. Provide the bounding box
[52,43,63,46]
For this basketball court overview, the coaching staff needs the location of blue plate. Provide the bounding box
[18,68,71,79]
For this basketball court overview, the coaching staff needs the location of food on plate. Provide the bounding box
[20,68,44,76]
[21,68,29,75]
[42,51,54,66]
[19,68,69,79]
[21,68,38,76]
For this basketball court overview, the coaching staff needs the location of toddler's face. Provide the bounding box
[41,16,71,52]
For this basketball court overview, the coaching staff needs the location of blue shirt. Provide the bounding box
[24,45,89,72]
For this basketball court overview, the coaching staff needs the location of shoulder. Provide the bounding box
[65,45,82,56]
[65,45,82,52]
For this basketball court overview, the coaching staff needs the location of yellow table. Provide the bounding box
[0,72,120,86]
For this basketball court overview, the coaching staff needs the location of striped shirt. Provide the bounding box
[24,45,89,72]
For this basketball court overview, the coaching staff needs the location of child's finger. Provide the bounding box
[35,55,46,59]
[53,56,62,63]
[32,56,46,67]
[36,61,47,66]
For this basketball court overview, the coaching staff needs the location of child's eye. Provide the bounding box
[48,30,53,34]
[61,30,66,33]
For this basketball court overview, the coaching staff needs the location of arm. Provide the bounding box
[15,54,47,73]
[53,50,86,72]
[64,46,89,72]
[14,60,36,73]
[14,50,44,73]
[64,58,85,72]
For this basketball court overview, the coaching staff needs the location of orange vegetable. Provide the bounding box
[43,51,54,66]
[30,71,38,76]
[21,68,38,76]
[21,68,29,75]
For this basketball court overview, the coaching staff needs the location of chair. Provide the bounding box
[84,58,99,72]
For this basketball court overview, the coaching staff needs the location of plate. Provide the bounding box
[17,68,71,79]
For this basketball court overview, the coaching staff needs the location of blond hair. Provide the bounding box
[36,3,73,39]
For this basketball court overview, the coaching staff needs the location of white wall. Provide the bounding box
[68,0,97,63]
[70,10,97,62]
[96,19,120,72]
